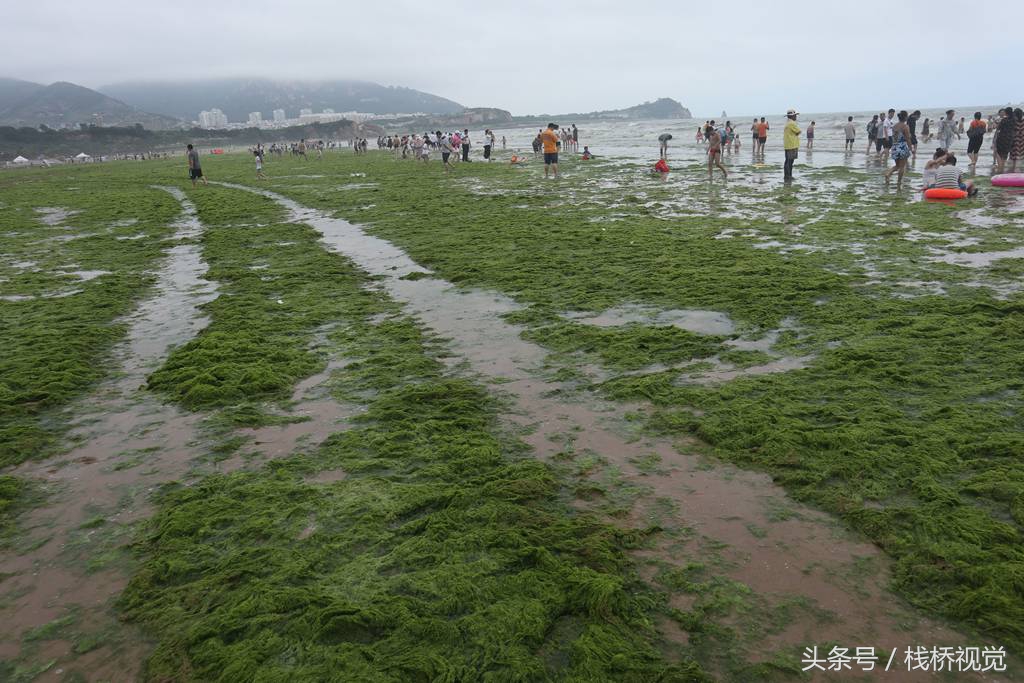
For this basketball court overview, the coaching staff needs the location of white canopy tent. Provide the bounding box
[75,152,91,160]
[12,155,29,163]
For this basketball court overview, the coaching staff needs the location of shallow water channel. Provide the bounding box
[218,182,992,678]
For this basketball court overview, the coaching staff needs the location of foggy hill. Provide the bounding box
[0,80,183,129]
[100,78,465,122]
[0,78,46,112]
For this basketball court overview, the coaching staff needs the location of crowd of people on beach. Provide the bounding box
[364,130,506,170]
[676,106,1024,188]
[185,103,1024,195]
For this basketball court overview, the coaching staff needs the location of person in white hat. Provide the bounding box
[783,109,801,181]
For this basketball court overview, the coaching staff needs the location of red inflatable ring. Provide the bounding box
[924,188,968,200]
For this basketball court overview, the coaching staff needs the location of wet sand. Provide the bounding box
[219,182,997,679]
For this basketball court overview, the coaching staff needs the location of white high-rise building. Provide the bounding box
[273,109,286,122]
[198,108,228,129]
[299,108,313,117]
[248,112,262,125]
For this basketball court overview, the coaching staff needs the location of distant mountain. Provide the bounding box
[0,78,46,112]
[0,81,183,130]
[517,98,693,122]
[591,98,692,119]
[100,78,465,122]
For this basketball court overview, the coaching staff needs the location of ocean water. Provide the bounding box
[487,105,1011,176]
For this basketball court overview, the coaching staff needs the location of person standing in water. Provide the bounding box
[806,121,815,149]
[844,116,856,151]
[756,117,769,155]
[966,111,987,167]
[993,108,1015,173]
[706,125,728,179]
[783,109,801,181]
[937,110,958,151]
[186,143,207,187]
[880,109,895,159]
[541,123,560,178]
[483,129,493,161]
[461,129,471,162]
[908,110,921,155]
[1011,108,1024,172]
[884,110,913,188]
[866,114,879,154]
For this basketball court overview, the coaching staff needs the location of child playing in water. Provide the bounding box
[582,146,593,160]
[921,148,947,189]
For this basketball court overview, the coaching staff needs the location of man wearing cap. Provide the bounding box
[783,109,801,181]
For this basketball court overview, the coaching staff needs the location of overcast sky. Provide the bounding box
[5,0,1022,116]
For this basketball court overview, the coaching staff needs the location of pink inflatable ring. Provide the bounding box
[992,174,1024,188]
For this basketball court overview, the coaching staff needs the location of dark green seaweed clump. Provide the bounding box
[124,315,708,681]
[124,173,708,680]
[0,172,179,466]
[228,152,1024,652]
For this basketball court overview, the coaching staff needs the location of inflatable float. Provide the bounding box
[991,174,1024,188]
[924,188,968,200]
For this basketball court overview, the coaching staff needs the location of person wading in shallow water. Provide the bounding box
[658,133,672,159]
[541,123,560,178]
[756,117,769,155]
[706,125,728,179]
[884,110,913,188]
[186,144,207,187]
[783,109,801,181]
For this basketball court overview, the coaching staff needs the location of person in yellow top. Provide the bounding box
[540,123,560,178]
[783,109,801,181]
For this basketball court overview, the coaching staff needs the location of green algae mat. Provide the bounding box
[1,150,1023,680]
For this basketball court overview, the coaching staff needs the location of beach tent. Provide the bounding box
[75,152,91,160]
[12,155,29,163]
